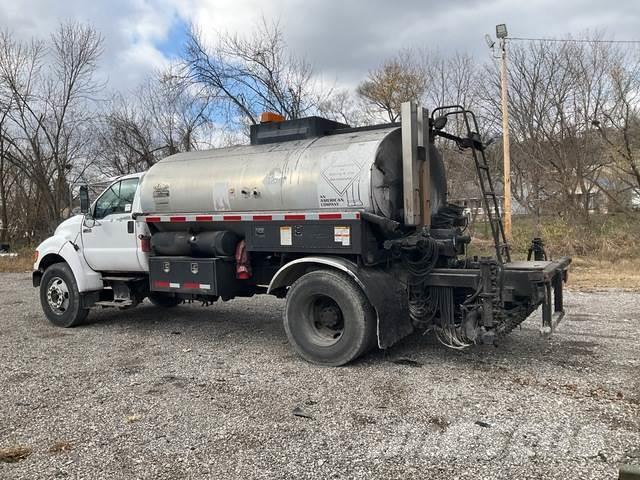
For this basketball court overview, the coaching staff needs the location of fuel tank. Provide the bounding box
[139,127,447,223]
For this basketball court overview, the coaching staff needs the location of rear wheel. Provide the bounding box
[284,269,376,366]
[40,263,89,327]
[148,293,181,308]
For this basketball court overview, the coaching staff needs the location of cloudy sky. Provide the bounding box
[1,0,639,93]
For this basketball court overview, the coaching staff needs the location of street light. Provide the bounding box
[484,34,495,49]
[485,24,512,241]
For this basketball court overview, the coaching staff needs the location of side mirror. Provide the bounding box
[79,185,90,214]
[433,116,448,131]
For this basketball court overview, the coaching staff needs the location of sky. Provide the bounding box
[1,0,639,94]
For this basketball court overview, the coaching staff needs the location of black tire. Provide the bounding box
[39,263,89,328]
[148,293,181,308]
[284,269,376,366]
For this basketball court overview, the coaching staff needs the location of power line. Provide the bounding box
[508,36,640,44]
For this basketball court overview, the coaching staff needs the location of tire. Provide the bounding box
[148,293,181,308]
[284,269,376,366]
[39,263,89,328]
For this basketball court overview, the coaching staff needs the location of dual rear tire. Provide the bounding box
[284,269,377,366]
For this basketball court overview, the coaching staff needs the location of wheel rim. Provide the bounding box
[304,295,345,347]
[46,276,70,315]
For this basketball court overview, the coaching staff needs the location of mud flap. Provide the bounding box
[357,269,412,349]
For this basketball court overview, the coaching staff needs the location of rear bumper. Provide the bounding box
[534,257,571,335]
[425,256,572,336]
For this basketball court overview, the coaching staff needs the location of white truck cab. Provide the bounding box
[81,174,148,272]
[33,173,154,327]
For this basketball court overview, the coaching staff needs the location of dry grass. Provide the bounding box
[568,257,640,292]
[470,214,640,291]
[0,247,34,273]
[0,445,32,463]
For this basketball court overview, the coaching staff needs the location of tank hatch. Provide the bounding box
[249,116,350,146]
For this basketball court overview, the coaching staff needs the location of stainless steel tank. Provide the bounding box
[139,127,446,222]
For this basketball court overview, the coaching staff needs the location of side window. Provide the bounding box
[118,178,139,211]
[93,178,139,219]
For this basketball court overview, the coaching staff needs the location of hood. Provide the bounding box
[53,215,83,241]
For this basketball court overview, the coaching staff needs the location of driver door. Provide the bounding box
[82,177,144,272]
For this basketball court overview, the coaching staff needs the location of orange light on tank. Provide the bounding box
[260,112,285,124]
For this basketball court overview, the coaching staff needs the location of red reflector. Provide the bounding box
[252,215,272,221]
[223,215,242,221]
[170,216,186,222]
[196,215,213,222]
[319,213,341,220]
[145,217,161,223]
[183,282,200,289]
[154,281,170,288]
[355,212,361,219]
[140,237,151,253]
[284,214,305,220]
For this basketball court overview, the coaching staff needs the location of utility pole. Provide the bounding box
[496,24,511,241]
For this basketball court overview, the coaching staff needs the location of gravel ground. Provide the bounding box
[0,272,638,479]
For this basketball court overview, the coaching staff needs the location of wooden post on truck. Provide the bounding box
[417,106,431,227]
[401,101,431,227]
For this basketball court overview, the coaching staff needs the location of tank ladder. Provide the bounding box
[431,106,511,264]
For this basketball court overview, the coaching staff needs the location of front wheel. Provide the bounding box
[284,269,376,366]
[40,263,89,327]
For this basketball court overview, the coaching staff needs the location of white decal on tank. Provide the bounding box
[153,183,170,210]
[319,151,364,208]
[212,182,231,211]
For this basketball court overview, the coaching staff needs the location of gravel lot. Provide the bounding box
[0,272,638,479]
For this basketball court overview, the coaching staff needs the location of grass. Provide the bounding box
[567,257,640,292]
[470,213,640,291]
[470,214,637,258]
[0,247,34,273]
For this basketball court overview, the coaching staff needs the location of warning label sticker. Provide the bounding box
[153,183,170,209]
[334,226,351,246]
[280,226,293,246]
[319,152,364,208]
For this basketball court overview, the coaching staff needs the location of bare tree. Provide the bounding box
[96,66,215,177]
[482,36,621,221]
[183,18,321,129]
[0,22,102,237]
[317,89,368,127]
[357,49,427,123]
[592,55,640,212]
